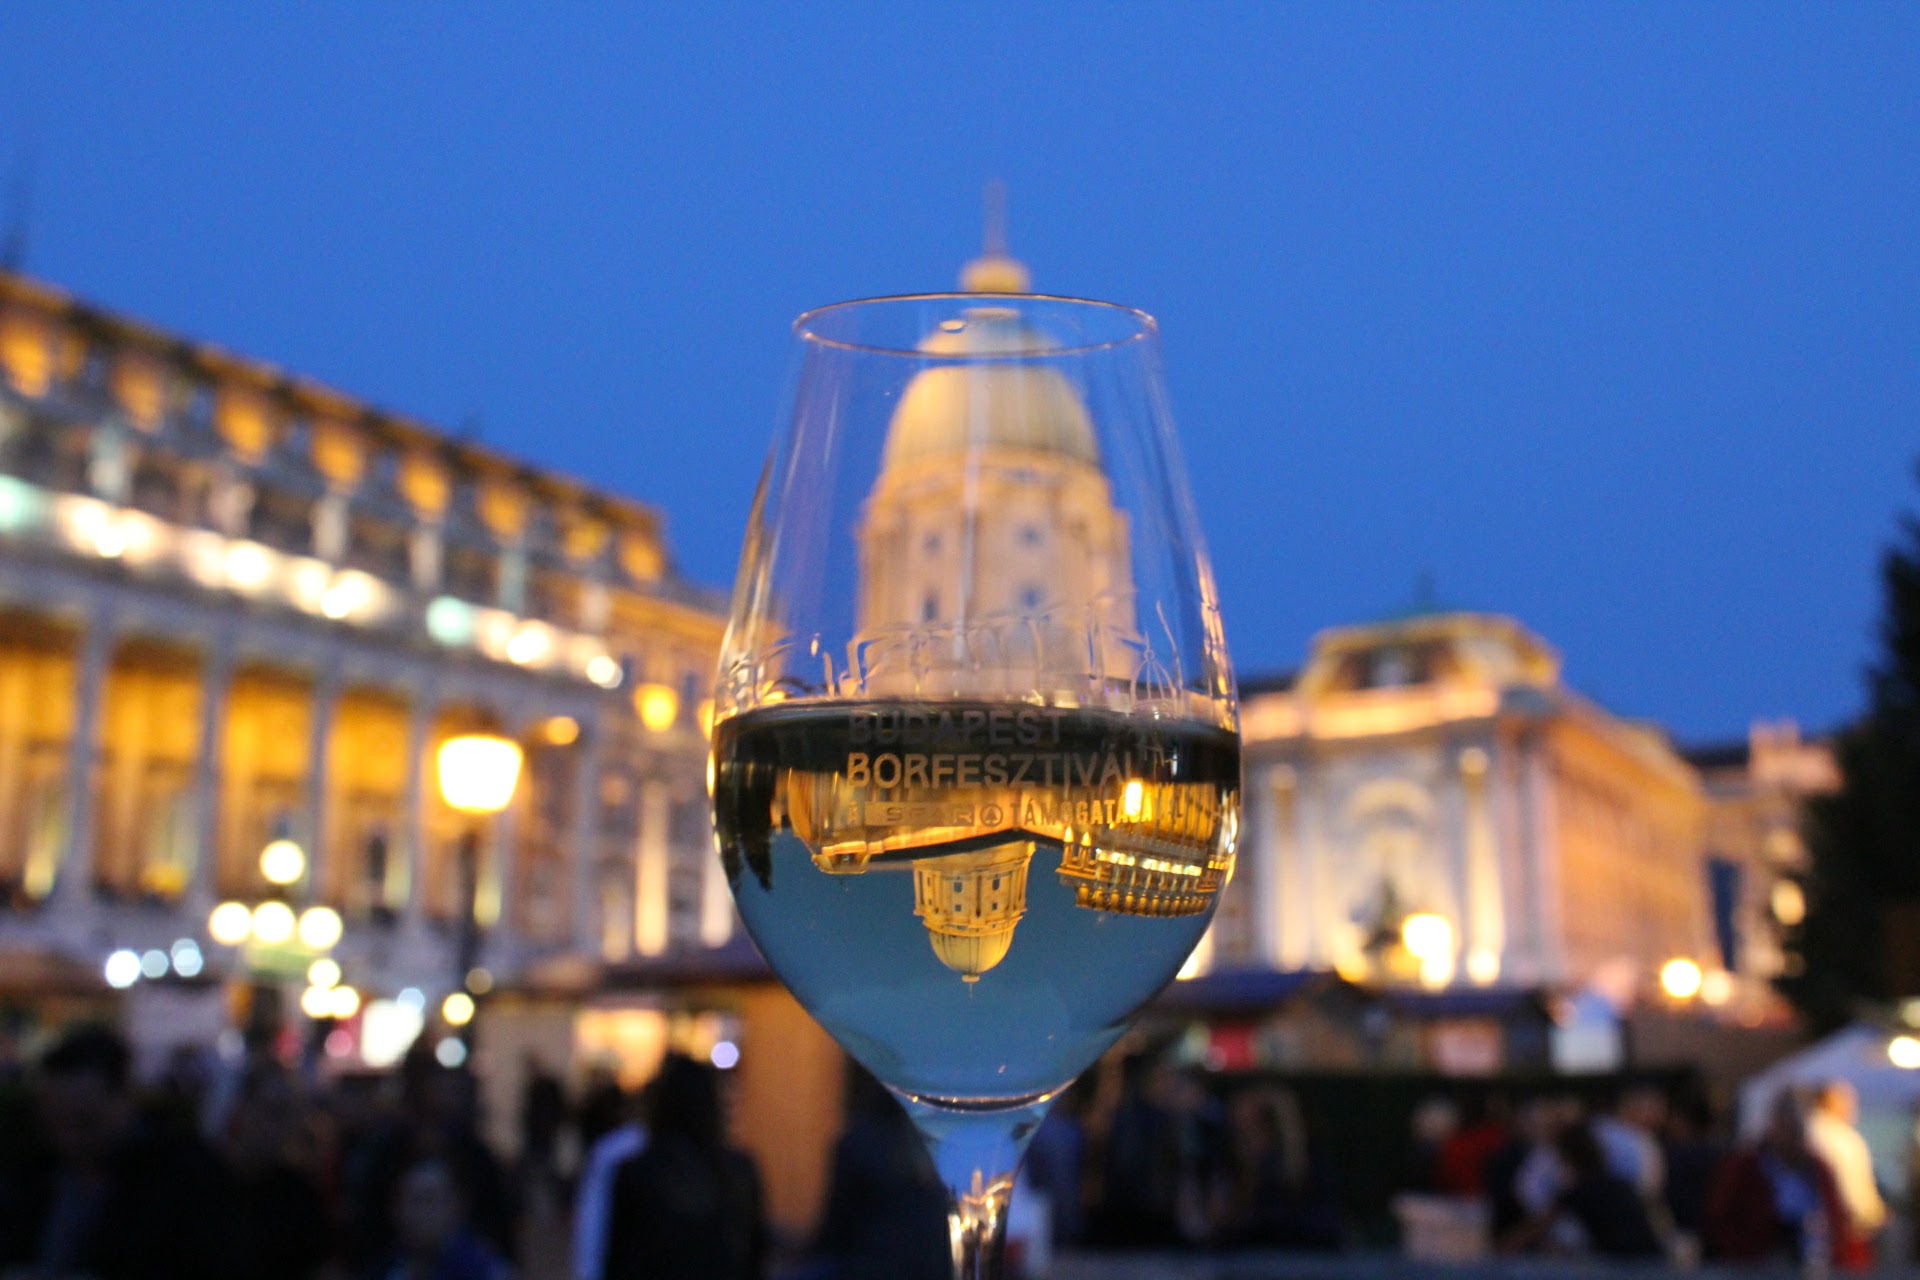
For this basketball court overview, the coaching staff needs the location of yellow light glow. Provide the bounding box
[224,542,273,591]
[1771,880,1807,927]
[307,957,341,989]
[259,839,306,886]
[436,734,524,814]
[1122,779,1146,820]
[1333,953,1371,985]
[586,654,622,688]
[320,576,365,620]
[297,905,343,950]
[506,622,552,666]
[698,699,715,737]
[635,683,679,732]
[1660,957,1704,1000]
[1890,1035,1920,1070]
[1701,969,1735,1006]
[300,985,335,1019]
[251,901,295,945]
[328,986,361,1019]
[1401,913,1454,962]
[208,900,253,946]
[1466,947,1501,986]
[442,991,476,1026]
[543,716,580,746]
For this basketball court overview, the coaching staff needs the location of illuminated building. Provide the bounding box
[1209,610,1826,1058]
[0,269,731,1044]
[1684,721,1839,1002]
[1220,611,1710,999]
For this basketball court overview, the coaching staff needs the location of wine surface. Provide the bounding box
[713,699,1241,1103]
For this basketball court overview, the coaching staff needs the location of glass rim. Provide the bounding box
[793,292,1158,357]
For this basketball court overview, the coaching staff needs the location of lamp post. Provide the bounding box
[435,732,524,1047]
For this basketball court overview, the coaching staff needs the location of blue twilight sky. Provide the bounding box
[0,5,1915,742]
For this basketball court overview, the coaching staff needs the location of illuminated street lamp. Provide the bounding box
[1400,912,1455,989]
[436,732,524,1045]
[1660,957,1704,1001]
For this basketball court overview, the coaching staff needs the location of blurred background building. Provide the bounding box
[1188,609,1837,1080]
[0,269,870,1216]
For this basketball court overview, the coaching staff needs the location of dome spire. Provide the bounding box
[959,179,1032,294]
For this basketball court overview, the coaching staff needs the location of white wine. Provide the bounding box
[713,699,1240,1104]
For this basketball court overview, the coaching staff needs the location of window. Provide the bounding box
[1018,584,1044,611]
[921,594,940,622]
[1018,524,1044,547]
[922,531,942,556]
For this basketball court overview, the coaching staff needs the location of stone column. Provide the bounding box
[1267,764,1306,970]
[569,718,606,956]
[400,688,440,932]
[1518,730,1563,985]
[185,629,237,913]
[1460,744,1505,982]
[302,663,344,902]
[481,706,530,945]
[49,612,116,920]
[634,774,671,957]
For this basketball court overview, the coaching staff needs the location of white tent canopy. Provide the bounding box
[1738,1022,1920,1198]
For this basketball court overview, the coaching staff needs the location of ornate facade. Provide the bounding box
[0,270,729,1036]
[1214,611,1806,1019]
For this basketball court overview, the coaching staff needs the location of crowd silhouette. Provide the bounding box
[0,1024,1909,1279]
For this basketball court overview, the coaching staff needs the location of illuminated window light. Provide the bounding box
[104,949,141,989]
[224,542,274,591]
[426,596,477,646]
[328,986,361,1019]
[635,683,679,732]
[542,716,580,746]
[0,475,43,533]
[308,957,341,989]
[442,991,475,1026]
[1466,947,1502,986]
[1771,880,1806,927]
[506,622,553,666]
[300,984,336,1020]
[361,999,426,1069]
[139,949,169,980]
[436,1037,468,1067]
[1700,969,1735,1006]
[586,654,622,688]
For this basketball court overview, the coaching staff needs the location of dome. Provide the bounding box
[927,928,1016,984]
[881,310,1099,470]
[912,844,1033,983]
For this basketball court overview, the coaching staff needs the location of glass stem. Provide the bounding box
[906,1095,1053,1280]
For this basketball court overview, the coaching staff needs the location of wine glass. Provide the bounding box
[712,284,1239,1278]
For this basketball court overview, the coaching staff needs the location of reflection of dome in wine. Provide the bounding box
[911,843,1032,983]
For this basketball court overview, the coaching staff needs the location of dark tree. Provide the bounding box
[1783,477,1920,1029]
